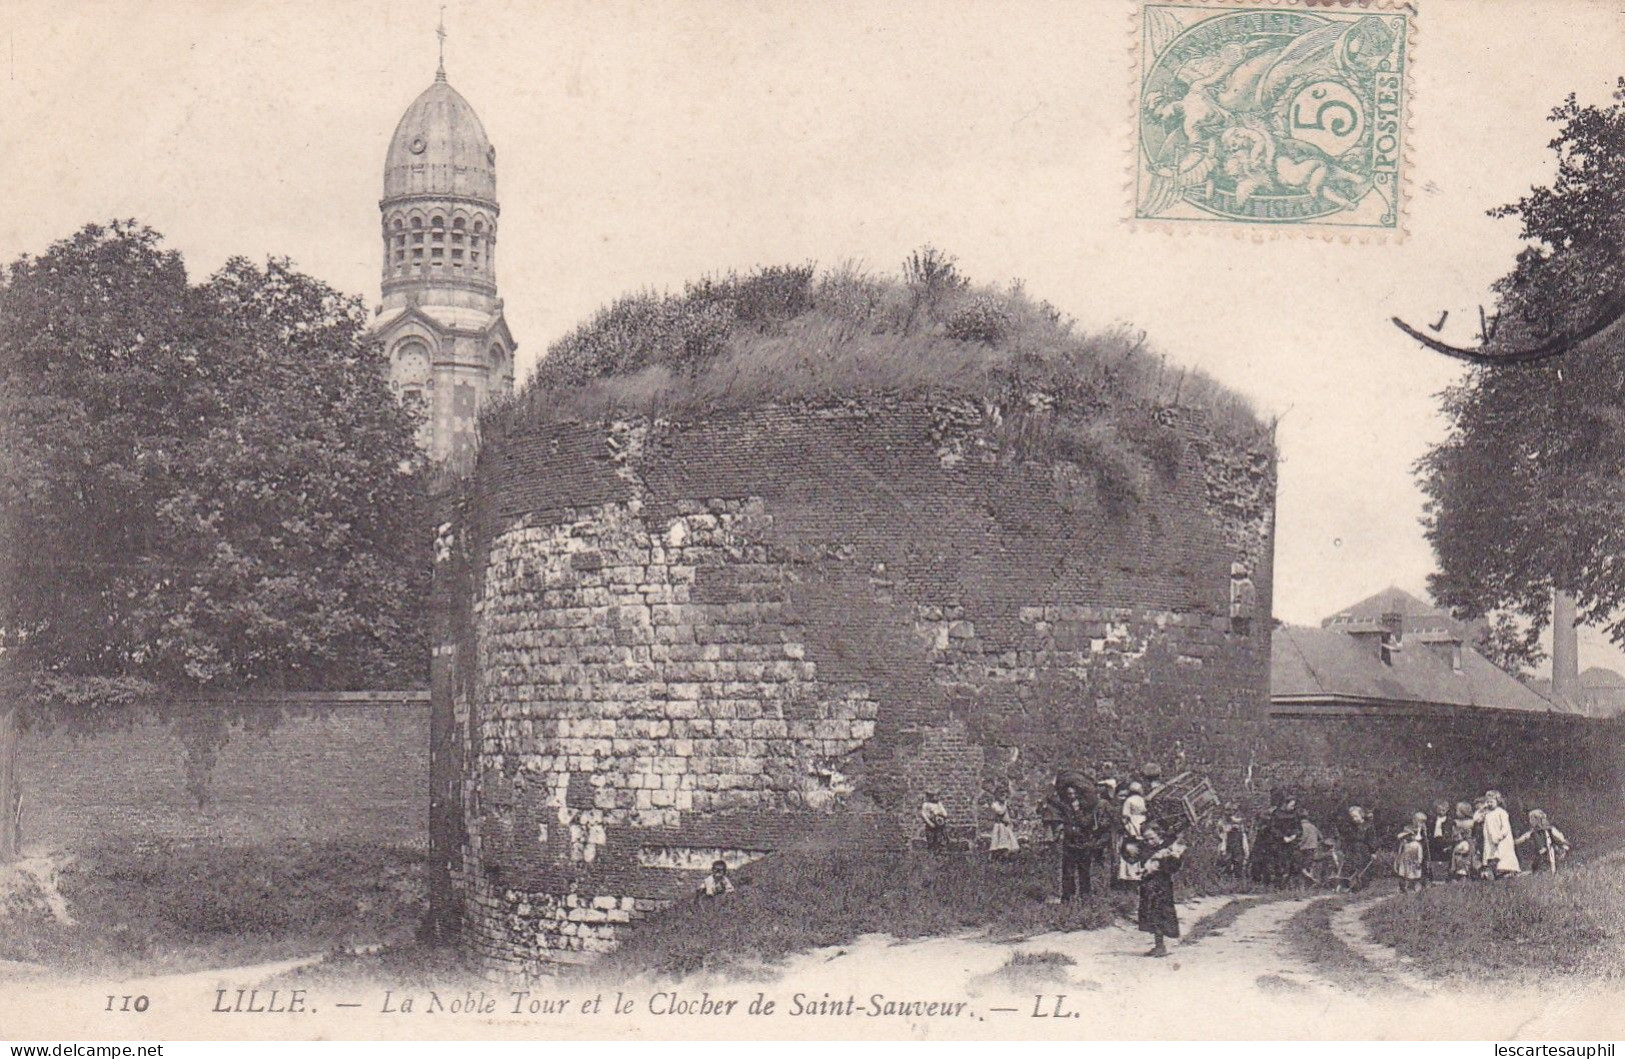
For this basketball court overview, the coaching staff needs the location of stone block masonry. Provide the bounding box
[432,397,1278,971]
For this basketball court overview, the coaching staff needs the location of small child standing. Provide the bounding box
[920,791,949,853]
[986,792,1019,861]
[1450,802,1476,880]
[1516,809,1570,873]
[1137,826,1186,958]
[1216,806,1250,879]
[1394,812,1428,892]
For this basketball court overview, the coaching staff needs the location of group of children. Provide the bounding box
[694,779,1572,932]
[916,786,1020,859]
[919,768,1190,956]
[1214,787,1573,893]
[1391,792,1570,890]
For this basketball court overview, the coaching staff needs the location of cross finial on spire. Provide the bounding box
[435,6,448,81]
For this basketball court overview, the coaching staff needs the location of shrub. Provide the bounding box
[687,263,817,328]
[946,294,1014,345]
[496,252,1271,501]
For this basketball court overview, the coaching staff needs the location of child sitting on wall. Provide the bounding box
[698,859,735,898]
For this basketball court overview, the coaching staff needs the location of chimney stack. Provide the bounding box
[1379,611,1403,665]
[1553,589,1580,703]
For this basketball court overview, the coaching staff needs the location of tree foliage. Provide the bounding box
[1472,614,1547,680]
[0,221,429,723]
[1419,81,1625,641]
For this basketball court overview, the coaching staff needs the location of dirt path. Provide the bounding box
[613,886,1625,1037]
[2,885,1622,1039]
[1327,894,1434,995]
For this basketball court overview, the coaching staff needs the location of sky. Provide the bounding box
[4,0,1623,667]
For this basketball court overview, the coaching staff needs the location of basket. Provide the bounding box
[1145,771,1220,834]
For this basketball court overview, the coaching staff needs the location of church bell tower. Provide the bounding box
[373,26,515,463]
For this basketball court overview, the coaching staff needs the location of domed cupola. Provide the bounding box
[383,74,497,202]
[371,29,516,466]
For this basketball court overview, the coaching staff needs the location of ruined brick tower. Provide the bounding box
[429,397,1278,976]
[372,37,515,463]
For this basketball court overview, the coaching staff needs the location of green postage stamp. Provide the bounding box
[1135,2,1412,233]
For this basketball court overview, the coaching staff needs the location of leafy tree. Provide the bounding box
[0,222,428,858]
[1472,614,1547,680]
[1418,81,1625,648]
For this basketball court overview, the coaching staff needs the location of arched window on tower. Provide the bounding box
[430,216,446,269]
[451,217,467,272]
[410,217,425,271]
[489,344,512,390]
[392,218,406,274]
[393,339,433,441]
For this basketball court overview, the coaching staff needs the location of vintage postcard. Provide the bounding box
[3,0,1625,1049]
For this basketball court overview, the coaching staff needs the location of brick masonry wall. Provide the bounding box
[1263,706,1625,833]
[20,692,430,849]
[432,397,1280,971]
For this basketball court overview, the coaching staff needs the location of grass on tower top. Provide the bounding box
[486,250,1268,456]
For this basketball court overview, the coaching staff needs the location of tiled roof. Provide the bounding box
[1271,624,1560,714]
[1320,585,1476,640]
[1528,668,1625,719]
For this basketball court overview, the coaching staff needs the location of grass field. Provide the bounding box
[0,840,427,977]
[590,847,1131,980]
[0,834,1264,983]
[1362,855,1624,985]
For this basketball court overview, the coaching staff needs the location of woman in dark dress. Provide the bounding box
[1336,805,1376,891]
[1137,826,1185,958]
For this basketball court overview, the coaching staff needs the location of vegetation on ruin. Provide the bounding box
[489,249,1272,484]
[0,839,426,976]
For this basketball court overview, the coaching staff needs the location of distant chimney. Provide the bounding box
[1423,635,1464,672]
[1379,611,1403,666]
[1553,589,1580,702]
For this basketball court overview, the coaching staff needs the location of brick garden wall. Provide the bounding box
[19,691,430,850]
[1263,705,1625,835]
[431,397,1279,975]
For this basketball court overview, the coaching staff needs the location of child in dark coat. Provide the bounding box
[1137,826,1186,958]
[1216,805,1250,879]
[1515,809,1570,873]
[920,791,949,853]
